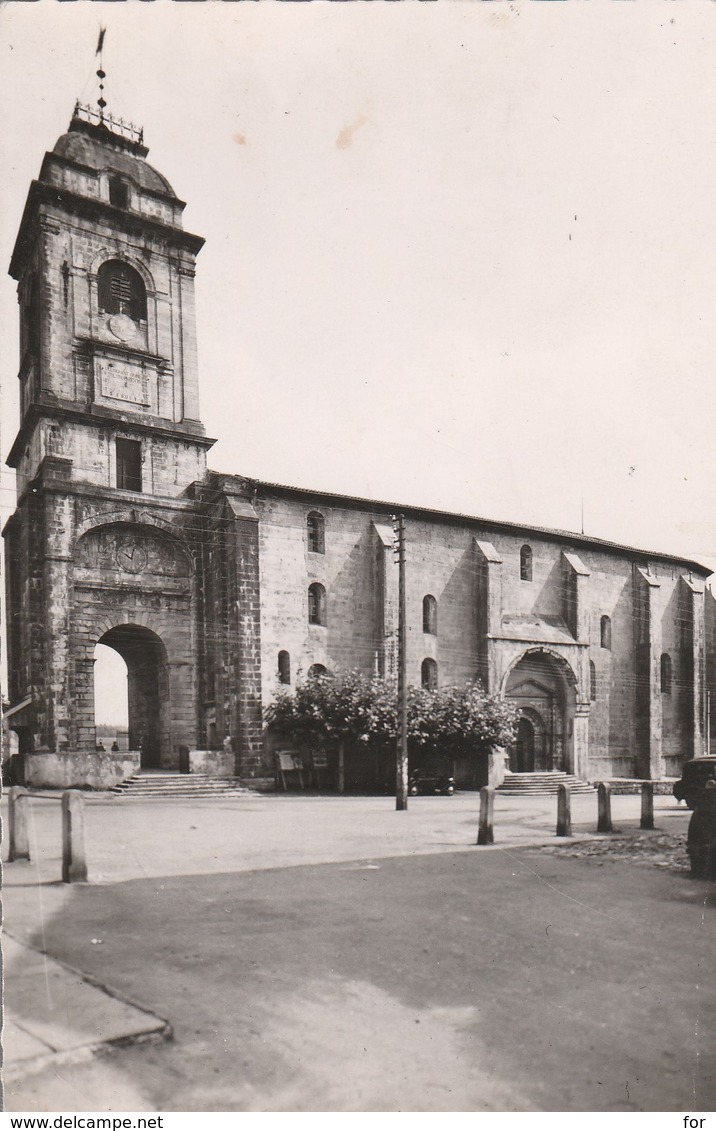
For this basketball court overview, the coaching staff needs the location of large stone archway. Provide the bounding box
[503,649,580,774]
[70,521,198,769]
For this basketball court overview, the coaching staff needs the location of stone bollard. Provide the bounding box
[556,783,572,837]
[597,782,613,834]
[61,790,88,883]
[640,781,655,830]
[8,786,31,862]
[477,785,495,846]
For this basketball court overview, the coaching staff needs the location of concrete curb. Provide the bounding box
[3,933,172,1081]
[3,1020,172,1083]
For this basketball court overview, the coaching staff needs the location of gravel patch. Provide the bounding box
[542,830,691,874]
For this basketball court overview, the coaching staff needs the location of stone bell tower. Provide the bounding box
[3,103,217,785]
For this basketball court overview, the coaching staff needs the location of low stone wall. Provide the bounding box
[23,750,140,790]
[597,778,677,796]
[239,776,275,793]
[187,749,234,776]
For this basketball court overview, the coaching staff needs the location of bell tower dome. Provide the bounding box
[7,102,214,496]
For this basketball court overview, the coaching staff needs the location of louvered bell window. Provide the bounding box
[98,260,147,322]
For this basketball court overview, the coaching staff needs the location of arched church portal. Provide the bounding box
[505,651,577,774]
[96,625,170,769]
[513,712,540,773]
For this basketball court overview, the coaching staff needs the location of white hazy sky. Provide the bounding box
[1,0,715,581]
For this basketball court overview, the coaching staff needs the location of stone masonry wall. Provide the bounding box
[251,490,705,781]
[16,419,207,499]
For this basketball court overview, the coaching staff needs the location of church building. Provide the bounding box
[3,104,715,791]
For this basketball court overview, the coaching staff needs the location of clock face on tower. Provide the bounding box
[116,541,148,574]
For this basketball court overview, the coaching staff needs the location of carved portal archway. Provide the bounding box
[504,649,579,773]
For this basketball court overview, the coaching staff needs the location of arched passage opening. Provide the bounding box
[93,643,129,748]
[504,650,577,774]
[96,625,170,770]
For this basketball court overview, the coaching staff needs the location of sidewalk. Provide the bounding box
[2,790,693,1090]
[2,934,170,1081]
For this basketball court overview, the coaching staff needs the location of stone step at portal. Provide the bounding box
[112,773,252,799]
[497,771,595,796]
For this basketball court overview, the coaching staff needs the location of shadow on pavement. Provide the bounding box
[6,845,716,1112]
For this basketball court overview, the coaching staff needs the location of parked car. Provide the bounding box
[673,756,716,809]
[687,780,716,879]
[409,767,455,796]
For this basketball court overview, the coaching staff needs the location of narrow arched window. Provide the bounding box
[278,650,291,685]
[307,511,325,554]
[600,615,612,650]
[520,544,533,582]
[109,175,130,209]
[98,260,147,322]
[590,660,597,702]
[421,657,438,690]
[308,582,327,626]
[308,663,328,679]
[660,653,672,695]
[422,594,437,635]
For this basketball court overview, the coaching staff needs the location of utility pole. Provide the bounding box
[394,514,408,810]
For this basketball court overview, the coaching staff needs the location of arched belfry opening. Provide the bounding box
[97,625,170,769]
[504,650,578,774]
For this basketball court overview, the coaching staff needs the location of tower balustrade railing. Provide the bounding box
[72,101,144,146]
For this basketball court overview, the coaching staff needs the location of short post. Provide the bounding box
[597,782,612,834]
[61,790,88,883]
[556,783,572,837]
[477,785,495,846]
[8,786,31,862]
[640,781,654,830]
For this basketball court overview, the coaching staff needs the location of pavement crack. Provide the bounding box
[498,849,625,924]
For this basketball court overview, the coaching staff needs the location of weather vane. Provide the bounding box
[96,27,107,120]
[72,30,143,148]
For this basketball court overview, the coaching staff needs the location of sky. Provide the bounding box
[1,2,716,716]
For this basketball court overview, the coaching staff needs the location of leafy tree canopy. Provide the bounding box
[265,669,517,757]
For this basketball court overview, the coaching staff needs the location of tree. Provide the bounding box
[408,681,518,761]
[265,668,385,790]
[265,670,517,787]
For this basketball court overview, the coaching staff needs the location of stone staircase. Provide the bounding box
[497,771,595,796]
[111,772,253,799]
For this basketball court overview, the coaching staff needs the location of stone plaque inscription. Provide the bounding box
[97,358,149,406]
